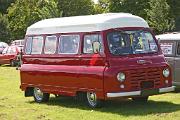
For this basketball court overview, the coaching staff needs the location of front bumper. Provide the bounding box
[107,86,175,98]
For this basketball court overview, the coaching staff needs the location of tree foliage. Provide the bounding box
[94,0,110,14]
[0,0,179,41]
[108,0,150,19]
[0,0,14,14]
[167,0,180,31]
[57,0,94,17]
[7,0,60,40]
[0,13,10,42]
[146,0,175,33]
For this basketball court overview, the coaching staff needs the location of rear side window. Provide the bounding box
[83,34,103,54]
[44,35,57,54]
[25,36,43,54]
[59,35,80,54]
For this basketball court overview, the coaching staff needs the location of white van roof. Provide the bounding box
[156,33,180,40]
[26,13,149,35]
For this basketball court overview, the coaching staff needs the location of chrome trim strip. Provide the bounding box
[107,91,141,98]
[159,86,175,93]
[107,86,175,98]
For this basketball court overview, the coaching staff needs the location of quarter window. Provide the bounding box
[59,35,80,54]
[25,37,32,54]
[83,34,103,54]
[44,35,57,54]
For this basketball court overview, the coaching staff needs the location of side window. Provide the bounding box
[7,47,12,54]
[177,42,180,55]
[160,42,174,56]
[9,47,16,54]
[44,35,57,54]
[25,37,33,54]
[2,47,8,54]
[83,34,104,54]
[31,36,44,54]
[59,35,80,54]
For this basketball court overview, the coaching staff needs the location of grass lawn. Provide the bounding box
[0,66,180,120]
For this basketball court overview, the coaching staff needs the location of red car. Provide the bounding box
[0,46,21,66]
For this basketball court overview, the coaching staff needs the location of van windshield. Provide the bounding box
[107,30,158,55]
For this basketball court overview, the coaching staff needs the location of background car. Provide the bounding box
[0,45,20,66]
[0,42,8,54]
[156,32,180,89]
[11,39,24,46]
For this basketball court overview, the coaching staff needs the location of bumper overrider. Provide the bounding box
[107,86,175,98]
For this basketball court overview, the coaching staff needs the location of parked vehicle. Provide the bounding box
[0,46,20,66]
[0,42,8,54]
[11,39,24,46]
[20,13,175,108]
[156,32,180,88]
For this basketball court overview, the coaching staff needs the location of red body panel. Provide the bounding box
[20,28,173,100]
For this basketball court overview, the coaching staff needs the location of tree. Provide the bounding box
[108,0,150,19]
[0,0,14,14]
[94,0,110,14]
[146,0,175,34]
[7,0,61,40]
[167,0,180,31]
[57,0,94,17]
[0,13,10,42]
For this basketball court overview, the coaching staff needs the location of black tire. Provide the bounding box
[33,87,50,103]
[132,96,149,103]
[86,92,104,108]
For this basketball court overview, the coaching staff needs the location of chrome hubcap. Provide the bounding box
[34,87,43,101]
[87,92,97,106]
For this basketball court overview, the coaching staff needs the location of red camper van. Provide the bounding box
[20,13,175,108]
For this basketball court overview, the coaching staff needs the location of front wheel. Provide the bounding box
[86,92,103,108]
[33,87,50,103]
[132,96,149,103]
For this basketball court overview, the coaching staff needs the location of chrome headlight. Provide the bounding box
[163,68,170,78]
[117,72,125,82]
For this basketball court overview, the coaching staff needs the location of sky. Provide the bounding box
[93,0,98,4]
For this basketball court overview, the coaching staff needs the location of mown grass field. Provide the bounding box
[0,66,180,120]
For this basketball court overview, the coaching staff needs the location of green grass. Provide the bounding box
[0,66,180,120]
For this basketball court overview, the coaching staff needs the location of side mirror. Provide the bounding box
[92,41,100,54]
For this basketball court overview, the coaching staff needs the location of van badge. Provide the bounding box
[137,60,152,64]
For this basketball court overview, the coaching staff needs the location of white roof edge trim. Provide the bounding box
[156,33,180,40]
[26,13,149,35]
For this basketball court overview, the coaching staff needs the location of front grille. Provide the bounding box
[127,68,161,90]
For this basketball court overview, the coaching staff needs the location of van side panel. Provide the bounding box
[20,54,106,99]
[20,55,80,96]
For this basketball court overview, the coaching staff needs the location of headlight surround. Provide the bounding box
[163,68,170,78]
[117,72,126,82]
